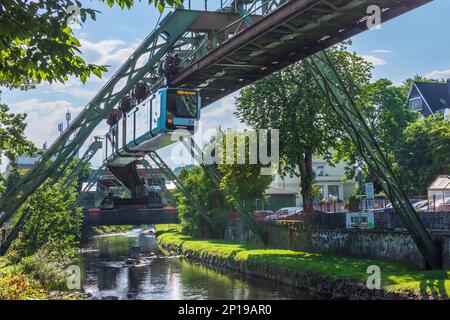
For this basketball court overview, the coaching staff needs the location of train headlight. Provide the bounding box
[166,113,173,126]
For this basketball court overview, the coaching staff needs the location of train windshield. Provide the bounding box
[166,89,199,119]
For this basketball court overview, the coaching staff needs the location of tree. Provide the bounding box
[0,0,181,88]
[175,166,227,237]
[218,130,273,206]
[175,131,272,237]
[334,79,418,193]
[0,102,38,195]
[7,179,83,260]
[395,114,450,195]
[235,42,372,211]
[2,157,88,291]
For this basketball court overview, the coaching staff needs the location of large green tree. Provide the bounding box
[395,114,450,195]
[235,43,371,211]
[0,0,181,88]
[334,79,418,192]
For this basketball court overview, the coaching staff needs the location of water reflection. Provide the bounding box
[80,229,314,300]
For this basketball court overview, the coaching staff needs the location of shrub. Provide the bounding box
[0,272,46,300]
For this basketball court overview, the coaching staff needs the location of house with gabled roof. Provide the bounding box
[407,80,450,118]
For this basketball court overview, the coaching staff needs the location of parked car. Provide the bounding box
[412,200,429,212]
[372,199,430,213]
[252,210,274,221]
[264,207,303,221]
[372,203,393,213]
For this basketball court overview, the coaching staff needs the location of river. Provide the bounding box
[80,228,315,300]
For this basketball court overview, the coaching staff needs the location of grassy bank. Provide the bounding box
[156,225,450,299]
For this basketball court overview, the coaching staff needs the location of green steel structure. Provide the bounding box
[304,51,441,268]
[0,0,440,267]
[139,158,177,206]
[61,137,103,189]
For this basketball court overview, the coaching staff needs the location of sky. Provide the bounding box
[1,0,450,171]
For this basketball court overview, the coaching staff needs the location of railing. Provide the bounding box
[180,0,283,14]
[175,0,287,74]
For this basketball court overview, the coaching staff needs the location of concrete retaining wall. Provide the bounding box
[225,212,450,269]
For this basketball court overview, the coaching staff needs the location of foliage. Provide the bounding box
[158,230,450,299]
[395,114,450,195]
[18,239,78,290]
[92,225,136,235]
[6,179,83,260]
[334,79,418,192]
[174,131,272,238]
[174,166,227,237]
[0,103,38,190]
[235,42,372,210]
[0,0,181,88]
[0,272,47,300]
[218,130,273,205]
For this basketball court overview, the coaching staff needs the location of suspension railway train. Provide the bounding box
[95,85,201,209]
[103,86,201,166]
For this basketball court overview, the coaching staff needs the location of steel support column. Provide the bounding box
[304,51,441,269]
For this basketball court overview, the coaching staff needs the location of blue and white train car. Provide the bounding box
[104,88,201,166]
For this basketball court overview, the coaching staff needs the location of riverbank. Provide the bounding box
[156,226,450,300]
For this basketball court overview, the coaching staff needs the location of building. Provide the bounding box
[407,80,450,118]
[256,188,297,211]
[270,156,357,207]
[4,154,42,177]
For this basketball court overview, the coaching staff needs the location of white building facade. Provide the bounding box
[270,156,357,207]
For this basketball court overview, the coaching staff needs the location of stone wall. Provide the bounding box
[224,212,450,269]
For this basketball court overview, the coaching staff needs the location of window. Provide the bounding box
[166,89,199,119]
[409,97,423,111]
[315,185,325,202]
[317,165,324,177]
[328,185,340,200]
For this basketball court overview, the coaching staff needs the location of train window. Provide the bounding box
[166,89,198,119]
[135,101,150,139]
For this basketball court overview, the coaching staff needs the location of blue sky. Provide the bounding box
[1,0,450,170]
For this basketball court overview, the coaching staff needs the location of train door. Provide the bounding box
[151,93,161,132]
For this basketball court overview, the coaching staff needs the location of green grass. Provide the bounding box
[155,224,181,235]
[157,229,450,299]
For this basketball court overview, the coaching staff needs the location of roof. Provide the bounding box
[413,81,450,113]
[265,187,297,195]
[428,175,450,191]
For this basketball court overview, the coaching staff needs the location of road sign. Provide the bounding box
[346,212,375,230]
[365,182,375,199]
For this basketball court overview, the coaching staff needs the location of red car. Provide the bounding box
[252,210,274,221]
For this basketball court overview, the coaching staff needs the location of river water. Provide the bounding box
[80,228,315,300]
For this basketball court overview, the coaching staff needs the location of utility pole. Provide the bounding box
[66,109,72,130]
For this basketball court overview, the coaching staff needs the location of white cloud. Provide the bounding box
[424,69,450,80]
[80,38,140,66]
[12,98,82,147]
[361,55,387,66]
[54,86,98,101]
[371,49,392,53]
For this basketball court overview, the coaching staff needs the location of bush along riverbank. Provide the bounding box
[156,226,450,300]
